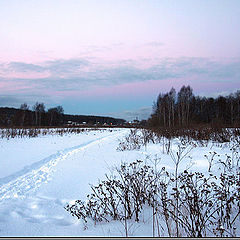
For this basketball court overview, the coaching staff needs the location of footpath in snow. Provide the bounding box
[0,128,140,236]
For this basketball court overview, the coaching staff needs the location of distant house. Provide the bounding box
[127,119,140,126]
[67,121,78,126]
[133,119,140,124]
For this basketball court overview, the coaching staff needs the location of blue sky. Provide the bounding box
[0,0,240,120]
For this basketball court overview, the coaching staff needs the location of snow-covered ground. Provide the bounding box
[0,128,236,236]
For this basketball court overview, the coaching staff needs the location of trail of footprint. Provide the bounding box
[5,195,75,226]
[0,132,123,201]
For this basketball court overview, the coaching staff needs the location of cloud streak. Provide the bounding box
[1,57,240,113]
[5,58,89,74]
[1,57,239,89]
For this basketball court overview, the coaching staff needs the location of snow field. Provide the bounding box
[0,128,130,236]
[0,128,238,236]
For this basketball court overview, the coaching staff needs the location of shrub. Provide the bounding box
[65,160,166,224]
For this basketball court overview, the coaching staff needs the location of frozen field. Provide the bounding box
[0,128,239,237]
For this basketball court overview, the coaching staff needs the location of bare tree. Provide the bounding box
[154,88,176,128]
[177,85,193,126]
[33,102,45,126]
[150,85,240,128]
[235,90,240,124]
[20,103,29,126]
[47,105,64,126]
[168,87,176,127]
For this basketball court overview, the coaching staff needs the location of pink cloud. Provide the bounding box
[54,77,240,100]
[0,71,50,79]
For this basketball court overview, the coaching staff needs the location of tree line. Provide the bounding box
[0,102,126,127]
[0,102,64,127]
[149,85,240,128]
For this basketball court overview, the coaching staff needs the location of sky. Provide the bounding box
[0,0,240,121]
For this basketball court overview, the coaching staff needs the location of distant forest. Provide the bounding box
[148,85,240,128]
[0,102,125,127]
[1,86,240,128]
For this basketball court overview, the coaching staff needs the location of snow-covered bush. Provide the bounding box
[117,128,240,152]
[117,129,144,151]
[65,156,240,237]
[0,127,107,139]
[65,160,166,224]
[161,170,240,237]
[65,127,240,237]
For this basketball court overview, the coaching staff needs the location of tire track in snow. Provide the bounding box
[0,131,124,201]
